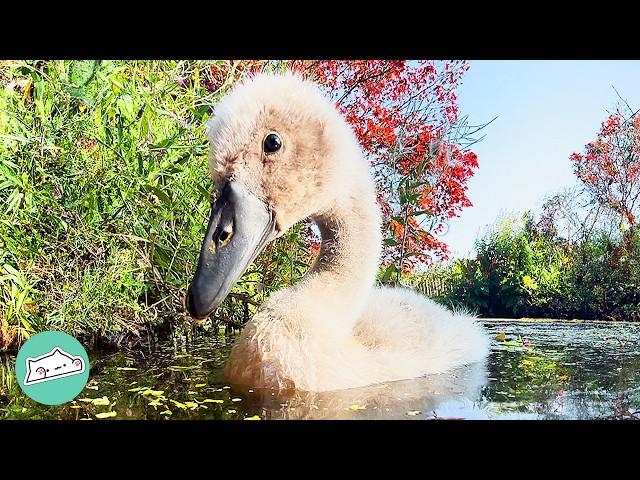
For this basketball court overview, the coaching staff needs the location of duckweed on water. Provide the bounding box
[0,320,639,419]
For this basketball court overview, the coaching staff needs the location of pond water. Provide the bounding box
[1,319,639,420]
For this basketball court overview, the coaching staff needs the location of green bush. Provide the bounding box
[420,212,640,321]
[440,213,566,317]
[560,230,640,320]
[0,60,314,350]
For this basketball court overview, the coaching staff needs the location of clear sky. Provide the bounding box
[443,60,640,259]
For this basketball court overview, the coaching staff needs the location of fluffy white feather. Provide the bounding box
[203,72,490,392]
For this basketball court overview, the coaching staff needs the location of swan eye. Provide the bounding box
[263,133,282,154]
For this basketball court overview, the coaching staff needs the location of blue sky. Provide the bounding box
[443,60,640,259]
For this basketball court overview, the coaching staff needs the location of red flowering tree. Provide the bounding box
[287,60,481,277]
[570,104,640,228]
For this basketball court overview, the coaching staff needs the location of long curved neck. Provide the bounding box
[291,180,382,335]
[311,192,382,291]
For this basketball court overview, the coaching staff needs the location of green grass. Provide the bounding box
[0,60,316,352]
[0,60,219,348]
[0,61,214,348]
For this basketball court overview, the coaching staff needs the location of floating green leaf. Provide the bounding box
[95,411,117,419]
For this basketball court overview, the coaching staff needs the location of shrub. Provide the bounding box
[422,212,640,321]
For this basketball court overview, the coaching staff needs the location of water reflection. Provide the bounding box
[246,361,488,420]
[1,320,639,420]
[480,320,640,420]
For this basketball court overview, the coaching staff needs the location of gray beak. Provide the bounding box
[186,181,277,320]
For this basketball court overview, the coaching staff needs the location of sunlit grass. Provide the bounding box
[0,60,317,352]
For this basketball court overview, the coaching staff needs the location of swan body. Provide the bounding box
[187,72,489,392]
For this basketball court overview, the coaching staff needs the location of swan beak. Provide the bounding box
[186,181,277,320]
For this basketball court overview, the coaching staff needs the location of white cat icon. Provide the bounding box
[24,347,86,385]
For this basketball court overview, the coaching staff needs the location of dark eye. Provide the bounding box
[263,133,282,154]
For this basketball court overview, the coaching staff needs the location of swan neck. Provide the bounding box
[313,200,380,281]
[304,183,382,321]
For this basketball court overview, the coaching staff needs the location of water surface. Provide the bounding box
[1,320,639,420]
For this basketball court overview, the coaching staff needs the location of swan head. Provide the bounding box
[187,72,362,319]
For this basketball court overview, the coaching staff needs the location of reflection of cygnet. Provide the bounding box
[24,347,85,385]
[242,359,489,420]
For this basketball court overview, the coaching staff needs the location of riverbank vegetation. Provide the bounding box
[416,102,640,321]
[418,209,640,320]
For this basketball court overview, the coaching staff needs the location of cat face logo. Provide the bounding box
[24,347,86,385]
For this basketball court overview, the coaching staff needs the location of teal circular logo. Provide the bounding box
[15,331,90,405]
